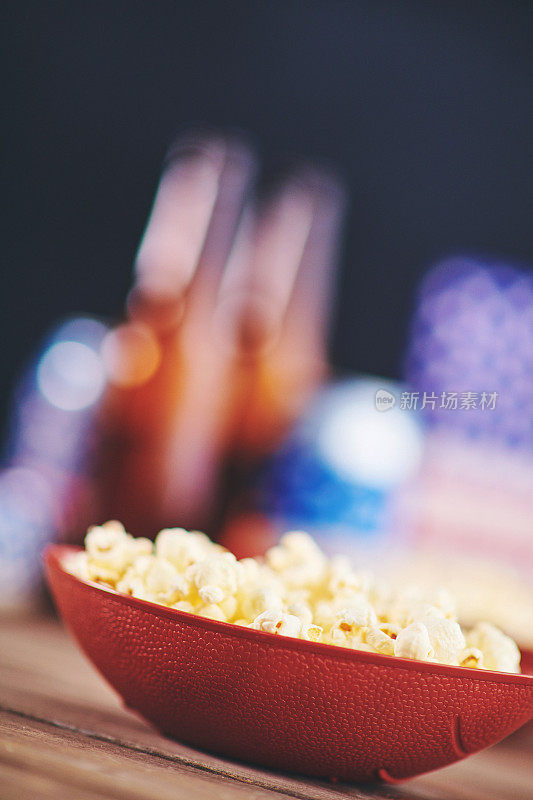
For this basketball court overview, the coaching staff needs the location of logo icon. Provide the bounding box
[375,389,396,412]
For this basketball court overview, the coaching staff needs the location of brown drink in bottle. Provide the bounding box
[93,133,255,536]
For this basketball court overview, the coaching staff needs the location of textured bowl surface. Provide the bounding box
[45,545,533,782]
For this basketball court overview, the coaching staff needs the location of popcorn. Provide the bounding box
[336,595,378,630]
[466,622,520,674]
[116,555,154,597]
[460,647,484,670]
[428,588,457,621]
[267,531,323,568]
[394,622,434,662]
[68,521,521,673]
[85,521,152,585]
[265,531,326,590]
[85,520,127,554]
[252,610,302,638]
[322,555,372,599]
[387,586,456,629]
[423,617,466,666]
[351,641,378,653]
[116,573,150,601]
[301,623,323,642]
[377,621,400,639]
[325,626,351,647]
[219,595,238,620]
[239,585,283,621]
[314,601,336,629]
[63,550,91,582]
[172,601,195,613]
[186,553,239,604]
[143,559,190,604]
[365,626,395,656]
[197,603,228,622]
[238,558,261,583]
[155,528,213,570]
[287,600,313,625]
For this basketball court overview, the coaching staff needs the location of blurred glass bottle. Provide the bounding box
[92,133,348,545]
[92,132,256,536]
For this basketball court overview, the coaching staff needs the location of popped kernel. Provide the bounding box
[63,550,91,583]
[68,521,521,673]
[197,603,228,622]
[86,520,127,554]
[336,595,378,630]
[423,617,466,666]
[314,601,336,630]
[388,586,454,629]
[323,555,372,598]
[85,522,130,583]
[351,641,377,654]
[252,610,302,638]
[287,601,313,625]
[85,521,152,586]
[116,573,149,600]
[301,623,323,642]
[325,626,351,646]
[466,622,520,674]
[325,617,367,649]
[172,600,195,613]
[394,622,434,661]
[239,585,283,621]
[365,626,395,656]
[219,595,238,621]
[143,558,190,605]
[460,647,484,669]
[155,528,212,571]
[265,531,326,589]
[377,621,400,639]
[186,553,239,604]
[238,558,261,582]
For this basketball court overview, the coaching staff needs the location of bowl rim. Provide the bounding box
[45,544,533,689]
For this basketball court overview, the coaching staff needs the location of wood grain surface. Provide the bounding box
[0,617,531,800]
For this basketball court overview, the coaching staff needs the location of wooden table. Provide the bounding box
[0,616,531,800]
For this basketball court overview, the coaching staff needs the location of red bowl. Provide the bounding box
[45,545,533,782]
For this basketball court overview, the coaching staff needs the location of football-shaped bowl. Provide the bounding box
[45,545,533,782]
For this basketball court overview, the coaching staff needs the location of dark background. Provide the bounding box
[2,0,533,426]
